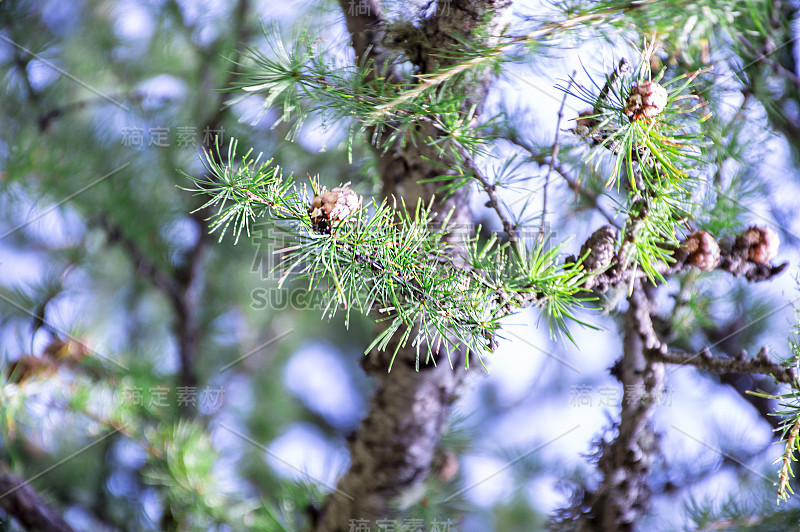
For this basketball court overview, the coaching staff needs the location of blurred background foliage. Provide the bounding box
[1,0,800,531]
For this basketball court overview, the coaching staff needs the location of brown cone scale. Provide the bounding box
[308,186,361,234]
[624,81,668,121]
[683,230,720,271]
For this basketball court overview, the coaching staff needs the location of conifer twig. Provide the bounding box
[777,418,800,502]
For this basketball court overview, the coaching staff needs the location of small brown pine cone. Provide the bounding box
[624,81,668,121]
[576,109,596,130]
[683,230,720,271]
[308,186,361,234]
[735,225,780,264]
[580,225,617,272]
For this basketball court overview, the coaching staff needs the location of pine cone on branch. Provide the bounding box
[683,230,720,271]
[716,225,786,281]
[735,225,780,265]
[578,225,617,290]
[580,225,617,273]
[308,185,361,234]
[624,81,668,121]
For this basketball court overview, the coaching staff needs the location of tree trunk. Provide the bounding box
[313,2,511,530]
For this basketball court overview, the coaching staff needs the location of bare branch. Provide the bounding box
[506,135,620,229]
[539,74,575,242]
[649,346,798,385]
[455,144,520,244]
[578,282,665,530]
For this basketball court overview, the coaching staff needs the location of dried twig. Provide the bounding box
[648,346,798,384]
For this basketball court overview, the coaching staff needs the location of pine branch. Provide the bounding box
[188,138,597,364]
[367,0,669,121]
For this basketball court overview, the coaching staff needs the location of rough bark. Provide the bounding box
[313,2,511,530]
[582,282,665,531]
[649,346,797,386]
[575,283,791,530]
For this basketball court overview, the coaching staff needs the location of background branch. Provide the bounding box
[649,347,797,385]
[0,463,76,532]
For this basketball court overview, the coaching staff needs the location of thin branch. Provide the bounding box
[553,164,620,228]
[649,346,798,385]
[173,211,208,396]
[737,34,800,89]
[36,93,129,132]
[456,144,520,245]
[98,215,179,300]
[506,135,620,228]
[539,74,574,241]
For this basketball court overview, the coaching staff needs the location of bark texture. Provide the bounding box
[584,282,665,531]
